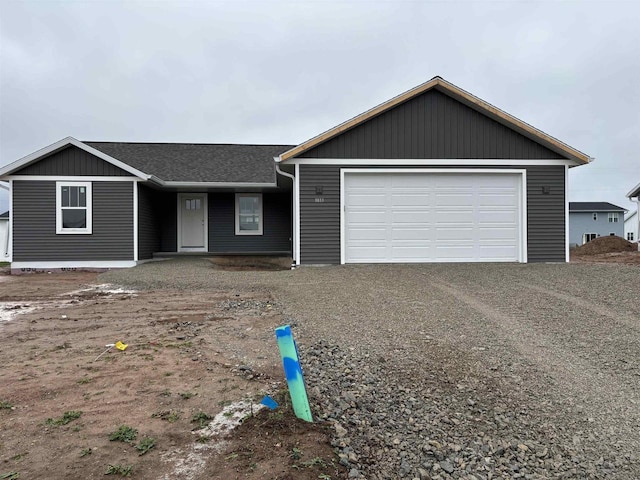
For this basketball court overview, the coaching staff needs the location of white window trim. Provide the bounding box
[235,193,263,236]
[593,213,598,221]
[628,232,635,241]
[608,212,619,223]
[583,233,598,244]
[56,181,92,234]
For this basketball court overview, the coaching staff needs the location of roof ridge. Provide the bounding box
[84,141,295,147]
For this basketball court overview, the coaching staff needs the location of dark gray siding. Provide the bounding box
[12,181,133,261]
[300,166,341,264]
[158,192,177,252]
[137,184,161,260]
[14,146,131,176]
[300,89,563,160]
[526,166,566,262]
[299,165,566,264]
[208,192,291,254]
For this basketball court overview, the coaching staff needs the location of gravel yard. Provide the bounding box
[101,259,640,479]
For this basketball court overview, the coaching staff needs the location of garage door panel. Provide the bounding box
[391,228,431,241]
[344,172,522,263]
[391,210,432,223]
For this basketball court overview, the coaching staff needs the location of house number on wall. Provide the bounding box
[314,197,325,203]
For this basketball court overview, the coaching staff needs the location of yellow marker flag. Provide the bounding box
[115,341,128,351]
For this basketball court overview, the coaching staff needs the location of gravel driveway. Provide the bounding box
[102,259,640,479]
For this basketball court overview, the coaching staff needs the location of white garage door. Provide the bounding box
[343,171,523,263]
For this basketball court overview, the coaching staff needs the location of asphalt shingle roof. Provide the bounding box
[569,202,626,212]
[0,211,8,218]
[85,142,295,183]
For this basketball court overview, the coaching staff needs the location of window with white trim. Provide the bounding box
[608,212,619,223]
[629,232,635,241]
[235,193,263,235]
[592,213,597,221]
[583,233,597,244]
[56,181,92,234]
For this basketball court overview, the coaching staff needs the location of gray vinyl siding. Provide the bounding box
[158,192,177,252]
[300,166,341,264]
[12,180,133,261]
[208,192,291,254]
[300,89,563,160]
[137,184,161,260]
[526,166,566,262]
[299,165,567,264]
[13,146,131,176]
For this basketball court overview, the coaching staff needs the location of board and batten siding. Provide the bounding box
[12,181,134,261]
[299,165,566,264]
[13,146,131,176]
[137,184,161,260]
[208,192,291,254]
[299,89,564,160]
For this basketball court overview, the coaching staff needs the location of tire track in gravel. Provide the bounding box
[519,282,639,330]
[427,278,640,454]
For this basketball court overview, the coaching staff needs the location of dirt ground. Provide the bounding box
[0,271,344,480]
[570,250,640,265]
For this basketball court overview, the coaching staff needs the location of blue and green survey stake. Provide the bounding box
[275,325,313,422]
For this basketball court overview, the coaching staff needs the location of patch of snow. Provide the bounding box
[0,302,35,322]
[64,284,137,296]
[160,399,264,480]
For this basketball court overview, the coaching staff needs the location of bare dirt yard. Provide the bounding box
[1,256,639,480]
[0,265,344,480]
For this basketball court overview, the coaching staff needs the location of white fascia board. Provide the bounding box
[162,181,277,188]
[0,181,9,191]
[0,137,151,180]
[626,181,640,198]
[6,175,141,182]
[286,158,582,167]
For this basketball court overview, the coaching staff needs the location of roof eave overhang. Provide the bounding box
[278,77,592,165]
[0,137,152,181]
[626,182,640,199]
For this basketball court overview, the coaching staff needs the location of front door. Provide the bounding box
[178,193,207,251]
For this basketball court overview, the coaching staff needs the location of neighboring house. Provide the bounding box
[568,202,626,247]
[625,211,638,243]
[0,210,8,260]
[0,76,591,271]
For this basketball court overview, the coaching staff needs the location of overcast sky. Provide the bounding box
[1,0,639,215]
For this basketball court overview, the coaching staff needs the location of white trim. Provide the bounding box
[163,181,277,188]
[626,181,640,198]
[294,163,300,265]
[56,181,93,235]
[6,180,12,261]
[565,165,569,262]
[235,193,263,236]
[133,182,139,262]
[275,163,297,263]
[286,158,582,167]
[339,168,528,264]
[11,260,137,270]
[0,137,150,180]
[6,175,141,182]
[177,193,208,251]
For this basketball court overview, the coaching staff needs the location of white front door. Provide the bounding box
[178,193,207,251]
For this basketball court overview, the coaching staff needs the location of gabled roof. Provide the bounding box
[86,142,294,184]
[569,202,627,213]
[627,181,640,199]
[0,211,8,219]
[278,76,592,164]
[0,137,151,180]
[0,137,295,185]
[625,210,637,222]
